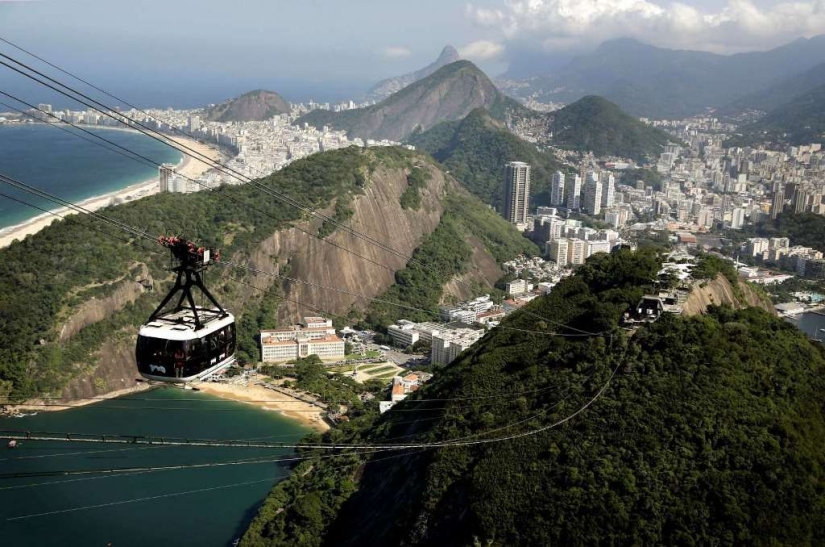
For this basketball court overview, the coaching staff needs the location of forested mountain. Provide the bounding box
[729,83,825,145]
[241,249,825,546]
[719,60,825,116]
[0,147,530,401]
[295,61,525,142]
[507,35,825,118]
[203,89,290,122]
[364,46,460,103]
[409,108,565,209]
[543,96,672,159]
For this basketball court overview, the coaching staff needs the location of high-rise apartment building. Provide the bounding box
[503,162,531,224]
[583,172,603,216]
[159,163,176,193]
[600,172,615,209]
[567,238,587,265]
[550,171,565,206]
[548,238,569,266]
[565,174,582,210]
[771,183,785,219]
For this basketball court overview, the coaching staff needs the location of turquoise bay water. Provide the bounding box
[0,388,309,546]
[0,124,182,230]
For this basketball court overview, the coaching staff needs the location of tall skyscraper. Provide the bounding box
[771,182,785,219]
[583,172,603,216]
[550,171,565,206]
[565,174,582,210]
[600,172,615,209]
[503,162,531,224]
[188,115,201,133]
[159,163,176,193]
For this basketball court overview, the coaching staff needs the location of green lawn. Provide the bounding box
[366,365,398,376]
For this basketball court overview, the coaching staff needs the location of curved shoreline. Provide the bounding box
[0,131,220,249]
[4,381,329,433]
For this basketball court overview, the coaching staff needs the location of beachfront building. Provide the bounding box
[159,163,176,192]
[260,317,344,363]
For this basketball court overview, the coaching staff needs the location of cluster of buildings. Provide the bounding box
[635,116,825,232]
[387,319,487,365]
[16,102,403,195]
[746,237,825,279]
[259,317,345,363]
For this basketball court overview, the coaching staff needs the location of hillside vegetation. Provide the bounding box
[0,148,369,399]
[729,83,825,146]
[0,147,530,401]
[544,96,672,160]
[296,61,525,142]
[241,248,825,546]
[743,212,825,253]
[409,108,565,209]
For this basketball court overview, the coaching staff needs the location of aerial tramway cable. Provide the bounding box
[0,44,600,335]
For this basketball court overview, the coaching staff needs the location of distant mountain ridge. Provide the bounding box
[202,89,290,122]
[296,60,524,142]
[365,46,460,103]
[504,35,825,118]
[719,60,825,116]
[729,82,825,145]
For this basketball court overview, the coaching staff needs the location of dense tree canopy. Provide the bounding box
[241,248,825,547]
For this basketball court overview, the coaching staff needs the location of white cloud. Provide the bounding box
[460,40,506,60]
[382,47,412,59]
[466,0,825,53]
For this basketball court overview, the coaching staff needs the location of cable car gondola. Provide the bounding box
[136,236,236,383]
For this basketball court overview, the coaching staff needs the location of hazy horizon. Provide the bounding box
[2,0,825,108]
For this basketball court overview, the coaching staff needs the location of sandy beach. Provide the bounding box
[197,382,331,432]
[0,135,220,249]
[3,382,154,415]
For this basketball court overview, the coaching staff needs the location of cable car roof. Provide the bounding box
[139,309,234,340]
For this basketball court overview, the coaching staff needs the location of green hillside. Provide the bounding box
[0,148,369,399]
[409,108,565,209]
[730,83,825,145]
[240,249,825,546]
[546,96,672,160]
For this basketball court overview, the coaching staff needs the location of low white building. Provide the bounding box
[431,328,485,365]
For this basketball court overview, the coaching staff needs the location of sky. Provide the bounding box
[1,0,825,107]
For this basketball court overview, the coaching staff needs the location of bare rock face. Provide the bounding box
[55,159,467,398]
[59,264,151,342]
[441,235,502,303]
[60,336,144,400]
[250,162,451,324]
[682,274,776,316]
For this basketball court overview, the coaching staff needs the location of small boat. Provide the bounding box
[7,439,17,449]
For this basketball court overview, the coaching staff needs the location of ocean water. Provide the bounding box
[786,311,825,341]
[0,388,309,546]
[0,124,183,230]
